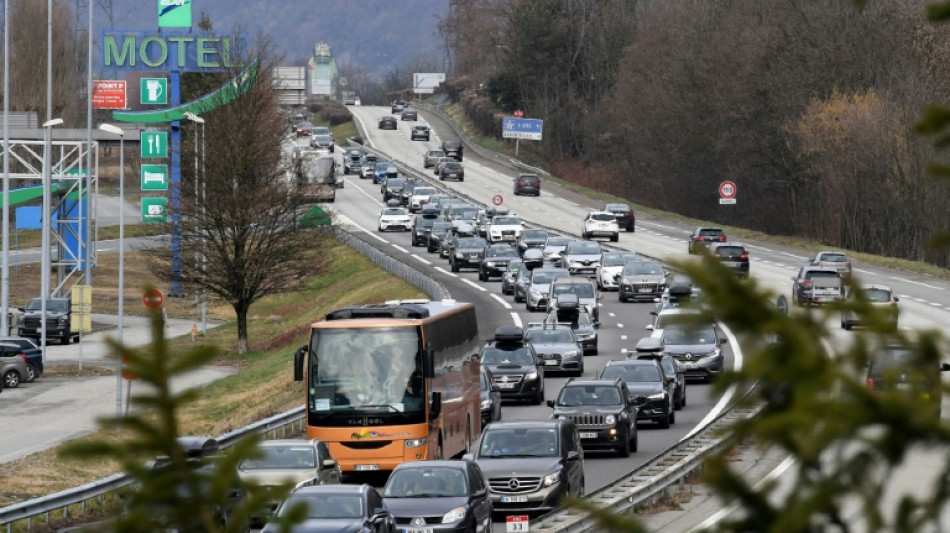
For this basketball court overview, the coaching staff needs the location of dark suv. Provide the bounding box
[708,242,750,278]
[599,358,676,428]
[410,207,442,247]
[450,236,489,273]
[441,139,463,161]
[866,343,950,417]
[604,203,635,232]
[513,173,541,196]
[547,377,643,457]
[479,243,519,281]
[469,419,584,514]
[479,326,544,404]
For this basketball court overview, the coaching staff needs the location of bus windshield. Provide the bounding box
[309,327,425,424]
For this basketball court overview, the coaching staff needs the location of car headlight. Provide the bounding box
[455,252,464,258]
[481,399,493,410]
[525,372,538,381]
[543,471,561,487]
[486,261,496,267]
[604,414,616,425]
[294,479,314,489]
[648,393,666,401]
[563,350,580,358]
[442,507,466,524]
[405,437,427,448]
[704,349,721,359]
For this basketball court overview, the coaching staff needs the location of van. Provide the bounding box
[441,139,463,161]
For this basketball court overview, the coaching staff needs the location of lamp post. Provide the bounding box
[40,118,63,364]
[183,112,204,324]
[98,123,124,421]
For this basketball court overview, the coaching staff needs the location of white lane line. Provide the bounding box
[491,294,512,309]
[681,322,743,442]
[434,267,458,278]
[412,255,431,265]
[620,335,627,341]
[560,198,579,207]
[608,312,616,317]
[931,301,944,308]
[617,323,624,329]
[462,278,487,292]
[338,214,388,243]
[745,244,774,252]
[510,312,523,327]
[392,244,408,253]
[690,455,796,531]
[853,268,873,274]
[891,277,945,290]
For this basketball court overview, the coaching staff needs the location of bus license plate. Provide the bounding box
[579,432,597,439]
[354,464,380,471]
[500,496,529,503]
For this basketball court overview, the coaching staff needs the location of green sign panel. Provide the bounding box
[140,131,168,158]
[141,197,169,224]
[158,0,192,28]
[140,78,167,105]
[141,164,169,191]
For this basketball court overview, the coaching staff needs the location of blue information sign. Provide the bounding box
[502,117,543,141]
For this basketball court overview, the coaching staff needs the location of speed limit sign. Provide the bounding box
[506,515,529,532]
[492,194,504,206]
[719,180,737,205]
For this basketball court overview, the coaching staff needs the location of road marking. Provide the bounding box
[780,252,808,260]
[412,255,431,265]
[462,278,487,292]
[608,312,616,317]
[434,267,458,278]
[392,244,408,253]
[680,322,743,442]
[931,301,944,308]
[560,198,579,207]
[510,312,522,327]
[337,214,388,243]
[853,268,873,274]
[620,335,627,341]
[690,455,796,532]
[617,323,624,329]
[745,244,773,252]
[891,277,944,290]
[491,294,512,309]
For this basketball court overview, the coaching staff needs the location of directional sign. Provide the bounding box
[502,117,543,141]
[141,197,168,224]
[141,164,169,191]
[140,131,168,158]
[158,0,192,28]
[413,72,446,94]
[719,180,737,205]
[140,77,168,105]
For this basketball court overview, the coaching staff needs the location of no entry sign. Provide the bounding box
[143,288,164,309]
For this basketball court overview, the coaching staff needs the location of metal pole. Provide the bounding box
[85,0,93,286]
[2,0,11,337]
[41,128,51,363]
[46,0,51,125]
[193,123,198,319]
[200,121,207,334]
[117,132,124,420]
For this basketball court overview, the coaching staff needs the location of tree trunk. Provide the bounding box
[234,300,250,354]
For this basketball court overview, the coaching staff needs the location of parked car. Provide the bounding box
[841,284,900,330]
[442,139,463,161]
[479,243,520,281]
[261,484,394,533]
[544,294,598,355]
[450,236,489,273]
[400,107,418,121]
[479,326,544,404]
[378,205,411,232]
[866,342,950,417]
[501,260,525,295]
[0,350,28,388]
[707,242,750,278]
[687,227,727,254]
[378,115,398,130]
[791,266,843,306]
[581,211,619,242]
[603,203,635,232]
[810,250,853,280]
[517,229,549,256]
[410,124,430,141]
[468,419,584,514]
[618,260,668,303]
[423,149,446,168]
[480,367,502,427]
[547,377,642,457]
[17,297,74,345]
[559,240,603,278]
[439,161,465,182]
[596,251,641,291]
[513,173,541,196]
[0,339,41,382]
[654,321,727,382]
[521,267,570,311]
[599,358,676,428]
[382,460,493,533]
[524,322,584,376]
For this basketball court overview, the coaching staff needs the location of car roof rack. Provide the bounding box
[494,325,525,343]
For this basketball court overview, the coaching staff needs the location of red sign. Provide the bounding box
[122,357,137,381]
[492,194,504,206]
[92,80,127,110]
[506,515,529,532]
[143,288,164,309]
[513,110,524,118]
[719,180,737,199]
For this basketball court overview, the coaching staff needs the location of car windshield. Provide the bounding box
[457,209,478,220]
[567,242,600,254]
[488,247,518,258]
[26,299,67,312]
[552,283,595,298]
[601,365,661,383]
[869,346,936,376]
[557,385,622,406]
[546,237,571,248]
[493,217,521,226]
[862,288,893,303]
[806,271,840,280]
[623,262,663,275]
[818,253,849,263]
[382,208,406,216]
[662,325,718,345]
[522,230,547,240]
[715,246,745,257]
[699,229,725,237]
[428,150,445,158]
[531,271,562,284]
[525,328,574,344]
[375,162,392,170]
[479,428,557,458]
[591,213,615,222]
[459,238,487,249]
[384,467,468,498]
[481,346,534,365]
[414,187,436,196]
[431,223,453,233]
[279,494,364,519]
[606,204,630,212]
[603,253,640,267]
[239,445,315,470]
[313,127,330,135]
[313,135,331,142]
[387,178,407,188]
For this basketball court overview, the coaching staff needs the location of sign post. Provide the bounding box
[502,117,542,158]
[719,180,737,205]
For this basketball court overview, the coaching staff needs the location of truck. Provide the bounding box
[294,150,337,203]
[341,91,357,105]
[17,297,75,345]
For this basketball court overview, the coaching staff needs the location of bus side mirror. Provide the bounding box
[430,392,442,420]
[423,349,435,378]
[293,345,307,382]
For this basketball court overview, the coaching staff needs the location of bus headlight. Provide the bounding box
[405,438,427,448]
[442,507,466,524]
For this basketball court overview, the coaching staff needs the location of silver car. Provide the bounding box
[423,149,447,168]
[542,236,572,266]
[524,323,584,376]
[524,267,570,312]
[618,260,668,302]
[559,240,603,277]
[546,276,601,325]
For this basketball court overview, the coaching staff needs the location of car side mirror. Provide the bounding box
[894,297,900,302]
[430,392,442,420]
[491,384,502,393]
[791,276,797,282]
[370,509,390,522]
[719,336,729,345]
[473,488,488,498]
[322,458,338,469]
[645,325,654,331]
[546,400,555,408]
[462,453,475,462]
[666,376,677,384]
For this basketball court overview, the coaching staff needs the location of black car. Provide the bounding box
[517,228,549,256]
[479,243,519,281]
[599,358,676,428]
[866,343,950,417]
[410,124,430,141]
[428,221,455,254]
[439,161,465,182]
[687,227,727,254]
[707,242,750,278]
[604,203,635,232]
[450,236,489,273]
[382,177,408,203]
[382,460,492,533]
[635,350,686,410]
[480,367,502,426]
[442,139,464,161]
[411,208,442,247]
[262,484,394,533]
[378,115,398,130]
[547,377,643,457]
[513,173,541,196]
[479,326,544,404]
[501,260,525,295]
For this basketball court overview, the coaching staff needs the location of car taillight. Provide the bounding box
[624,212,631,217]
[801,280,811,287]
[18,353,27,363]
[719,237,726,241]
[867,378,875,388]
[739,254,749,260]
[517,181,525,186]
[696,236,705,241]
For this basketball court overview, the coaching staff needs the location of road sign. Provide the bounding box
[122,357,138,381]
[502,117,543,140]
[143,287,165,309]
[492,194,504,206]
[719,180,737,205]
[140,131,168,158]
[141,197,168,224]
[412,72,446,94]
[514,110,524,118]
[70,284,92,333]
[158,0,192,28]
[141,77,168,105]
[92,80,127,110]
[506,515,530,532]
[141,164,169,191]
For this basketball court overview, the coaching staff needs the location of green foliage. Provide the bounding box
[60,302,305,532]
[486,72,521,112]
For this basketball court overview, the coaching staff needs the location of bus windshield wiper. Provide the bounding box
[356,404,401,413]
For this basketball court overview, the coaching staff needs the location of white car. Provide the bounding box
[581,211,620,242]
[488,216,524,243]
[595,250,641,291]
[408,186,437,212]
[378,206,412,232]
[646,307,704,339]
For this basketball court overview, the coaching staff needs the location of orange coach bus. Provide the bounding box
[293,299,482,473]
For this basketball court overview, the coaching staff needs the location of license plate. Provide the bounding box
[638,288,653,293]
[579,432,597,439]
[403,529,433,533]
[500,496,529,503]
[545,359,559,366]
[498,382,516,389]
[354,464,380,471]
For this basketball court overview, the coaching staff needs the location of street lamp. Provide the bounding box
[183,112,205,327]
[98,123,124,421]
[40,118,63,365]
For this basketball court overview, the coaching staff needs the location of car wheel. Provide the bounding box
[459,177,464,182]
[514,292,523,303]
[25,363,37,382]
[669,405,676,425]
[611,233,619,242]
[61,333,71,345]
[843,320,853,331]
[658,407,671,429]
[532,386,544,405]
[617,428,631,457]
[4,370,21,388]
[631,430,639,453]
[619,292,627,303]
